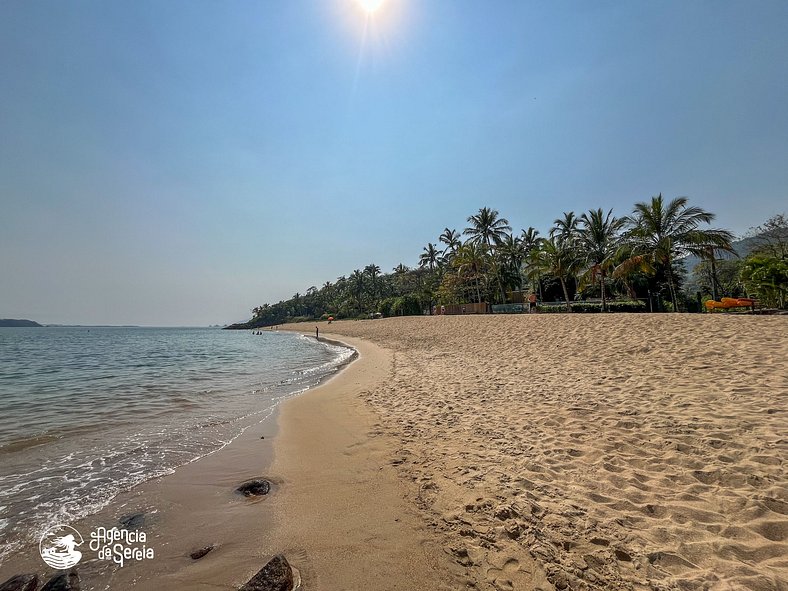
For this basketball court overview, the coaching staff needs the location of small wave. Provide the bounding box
[0,434,61,454]
[299,340,355,377]
[0,422,109,455]
[0,327,357,568]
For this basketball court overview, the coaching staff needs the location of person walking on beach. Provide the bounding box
[315,326,319,340]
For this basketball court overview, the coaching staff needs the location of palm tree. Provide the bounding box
[364,264,381,303]
[620,194,734,311]
[419,243,441,271]
[350,270,365,313]
[520,227,541,253]
[578,208,625,311]
[550,211,579,243]
[535,237,581,311]
[391,263,410,296]
[521,227,544,299]
[464,208,512,302]
[464,207,512,249]
[453,242,488,303]
[496,233,526,292]
[439,228,462,259]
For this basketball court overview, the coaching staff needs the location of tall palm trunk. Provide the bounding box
[600,268,607,312]
[664,241,679,312]
[560,277,572,312]
[666,269,678,312]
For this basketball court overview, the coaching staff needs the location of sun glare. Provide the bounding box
[357,0,385,14]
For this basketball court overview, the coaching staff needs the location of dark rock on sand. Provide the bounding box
[119,512,145,529]
[239,554,294,591]
[236,479,271,497]
[190,545,215,560]
[41,571,80,591]
[0,574,39,591]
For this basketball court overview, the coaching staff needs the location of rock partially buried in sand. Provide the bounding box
[41,571,80,591]
[0,574,39,591]
[119,512,145,529]
[239,554,294,591]
[236,479,271,497]
[190,545,215,560]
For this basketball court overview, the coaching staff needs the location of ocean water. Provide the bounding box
[0,326,352,565]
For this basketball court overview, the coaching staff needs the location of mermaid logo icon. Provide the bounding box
[39,525,83,569]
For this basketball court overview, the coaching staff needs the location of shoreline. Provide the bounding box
[0,393,284,589]
[266,331,460,590]
[0,333,366,589]
[0,330,455,591]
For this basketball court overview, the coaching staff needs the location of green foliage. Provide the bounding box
[533,237,580,309]
[745,214,788,260]
[464,207,512,248]
[617,194,734,311]
[286,316,312,324]
[390,294,423,316]
[537,300,646,313]
[377,297,396,317]
[607,300,647,312]
[740,255,788,308]
[228,202,768,330]
[578,208,625,311]
[689,258,744,299]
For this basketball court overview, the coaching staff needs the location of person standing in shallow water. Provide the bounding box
[315,326,319,340]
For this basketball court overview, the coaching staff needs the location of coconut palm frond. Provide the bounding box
[612,255,654,279]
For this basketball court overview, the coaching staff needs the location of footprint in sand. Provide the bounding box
[486,558,522,590]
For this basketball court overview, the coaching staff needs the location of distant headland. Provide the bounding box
[0,319,42,327]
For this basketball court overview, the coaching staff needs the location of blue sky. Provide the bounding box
[1,0,786,325]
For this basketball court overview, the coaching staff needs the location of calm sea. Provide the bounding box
[0,326,352,565]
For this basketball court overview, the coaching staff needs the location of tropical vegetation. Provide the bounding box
[230,200,786,328]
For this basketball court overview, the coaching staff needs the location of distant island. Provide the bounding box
[0,319,42,327]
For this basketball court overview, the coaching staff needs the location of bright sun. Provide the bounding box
[357,0,385,14]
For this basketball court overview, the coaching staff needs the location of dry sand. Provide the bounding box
[281,314,787,591]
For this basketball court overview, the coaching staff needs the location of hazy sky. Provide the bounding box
[1,1,786,326]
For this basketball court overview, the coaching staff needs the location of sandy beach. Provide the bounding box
[2,314,785,591]
[278,314,787,591]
